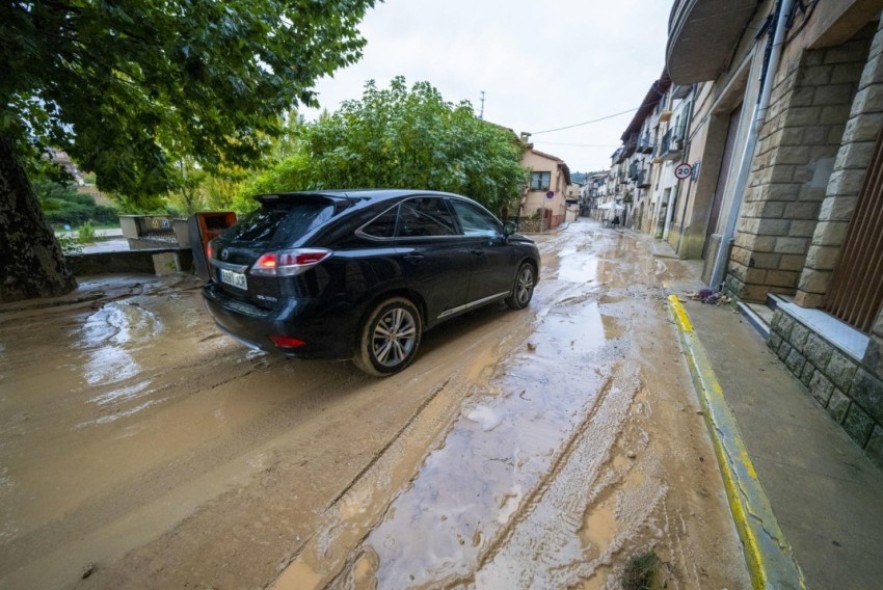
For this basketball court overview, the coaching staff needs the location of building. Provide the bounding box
[580,170,610,217]
[666,0,883,463]
[519,144,572,231]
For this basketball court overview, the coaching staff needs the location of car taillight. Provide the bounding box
[206,241,213,261]
[250,248,332,276]
[270,335,306,348]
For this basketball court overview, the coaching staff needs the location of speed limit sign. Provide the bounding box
[674,162,693,180]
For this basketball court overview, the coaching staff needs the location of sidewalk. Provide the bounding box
[659,242,883,589]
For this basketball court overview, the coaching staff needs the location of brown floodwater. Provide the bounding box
[1,220,750,590]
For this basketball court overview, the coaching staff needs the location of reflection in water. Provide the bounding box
[90,381,152,406]
[77,301,162,423]
[557,248,598,284]
[465,405,502,432]
[84,346,140,386]
[89,400,163,426]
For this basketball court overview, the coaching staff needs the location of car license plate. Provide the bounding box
[220,268,247,290]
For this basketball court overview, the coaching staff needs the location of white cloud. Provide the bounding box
[308,0,673,172]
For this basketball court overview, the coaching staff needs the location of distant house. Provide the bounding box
[520,146,571,230]
[51,150,85,186]
[580,170,610,218]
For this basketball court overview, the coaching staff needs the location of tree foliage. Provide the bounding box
[0,0,376,301]
[1,0,376,198]
[245,78,527,213]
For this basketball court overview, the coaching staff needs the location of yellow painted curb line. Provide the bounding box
[668,295,806,590]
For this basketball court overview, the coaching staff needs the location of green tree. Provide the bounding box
[0,0,375,302]
[246,78,527,214]
[167,156,208,216]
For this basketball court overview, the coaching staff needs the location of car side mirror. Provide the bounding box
[503,221,516,237]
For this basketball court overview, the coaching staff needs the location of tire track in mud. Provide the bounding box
[274,374,488,589]
[471,370,663,589]
[472,373,619,564]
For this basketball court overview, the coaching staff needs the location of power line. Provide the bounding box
[530,107,639,135]
[534,141,619,148]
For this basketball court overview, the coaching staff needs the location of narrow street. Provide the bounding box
[0,219,749,589]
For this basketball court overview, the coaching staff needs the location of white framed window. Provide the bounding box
[530,171,551,191]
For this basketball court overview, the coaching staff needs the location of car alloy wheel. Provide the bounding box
[506,263,536,310]
[354,297,423,376]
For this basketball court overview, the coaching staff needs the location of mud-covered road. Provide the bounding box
[0,219,750,589]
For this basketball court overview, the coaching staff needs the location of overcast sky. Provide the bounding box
[305,0,672,174]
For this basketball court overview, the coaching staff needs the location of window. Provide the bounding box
[398,197,457,237]
[530,171,551,191]
[450,200,500,238]
[360,205,399,238]
[223,200,334,243]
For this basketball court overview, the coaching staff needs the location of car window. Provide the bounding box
[398,197,458,237]
[360,205,399,238]
[450,200,501,238]
[222,201,334,243]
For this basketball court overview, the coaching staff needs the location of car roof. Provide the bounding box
[256,189,471,208]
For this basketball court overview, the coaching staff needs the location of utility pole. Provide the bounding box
[479,91,486,120]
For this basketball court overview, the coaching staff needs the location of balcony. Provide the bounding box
[667,0,757,84]
[659,128,684,161]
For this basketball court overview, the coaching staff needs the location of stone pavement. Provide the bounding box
[655,238,883,589]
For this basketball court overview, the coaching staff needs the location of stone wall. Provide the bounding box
[797,16,883,307]
[726,26,875,301]
[65,249,194,276]
[769,308,883,468]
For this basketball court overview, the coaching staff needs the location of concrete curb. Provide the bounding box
[667,295,806,590]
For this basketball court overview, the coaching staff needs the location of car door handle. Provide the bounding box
[403,253,425,263]
[470,249,483,256]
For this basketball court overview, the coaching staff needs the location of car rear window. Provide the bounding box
[222,200,335,243]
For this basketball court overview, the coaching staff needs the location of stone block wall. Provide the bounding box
[797,16,883,307]
[769,309,883,468]
[726,26,875,302]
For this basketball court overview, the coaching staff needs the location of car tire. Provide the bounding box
[353,297,423,376]
[505,262,536,310]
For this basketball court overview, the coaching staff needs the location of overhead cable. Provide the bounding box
[530,107,639,135]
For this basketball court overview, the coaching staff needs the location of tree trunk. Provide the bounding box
[0,136,77,302]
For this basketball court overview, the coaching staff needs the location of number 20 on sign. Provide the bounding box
[674,162,693,180]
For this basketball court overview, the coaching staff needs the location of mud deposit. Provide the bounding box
[0,220,750,589]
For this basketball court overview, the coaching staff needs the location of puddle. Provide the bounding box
[78,301,161,387]
[557,252,599,284]
[581,499,616,557]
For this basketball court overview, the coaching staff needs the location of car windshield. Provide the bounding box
[221,200,335,243]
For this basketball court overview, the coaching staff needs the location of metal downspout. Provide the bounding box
[709,0,793,290]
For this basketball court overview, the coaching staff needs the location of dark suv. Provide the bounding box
[202,189,539,375]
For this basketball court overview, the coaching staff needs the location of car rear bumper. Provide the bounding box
[202,282,357,359]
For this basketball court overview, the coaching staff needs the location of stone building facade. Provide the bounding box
[660,0,883,464]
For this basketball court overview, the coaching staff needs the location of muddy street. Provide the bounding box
[0,219,749,589]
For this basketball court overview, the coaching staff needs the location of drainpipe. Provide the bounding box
[709,0,793,291]
[664,91,695,240]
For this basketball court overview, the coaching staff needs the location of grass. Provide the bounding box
[622,550,659,590]
[77,221,97,244]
